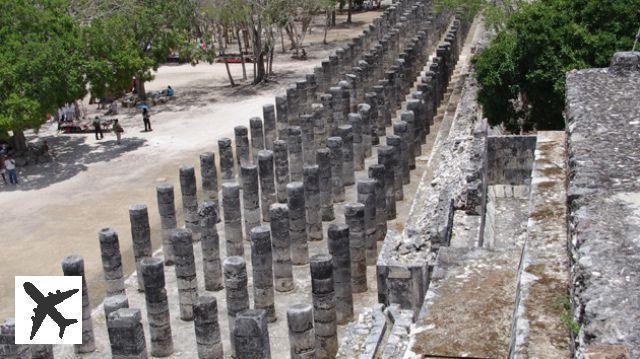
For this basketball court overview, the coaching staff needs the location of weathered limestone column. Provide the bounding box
[327,137,345,203]
[99,228,125,296]
[1,318,31,358]
[393,121,411,183]
[156,183,177,264]
[401,109,419,163]
[235,125,251,167]
[287,182,309,265]
[263,104,277,150]
[288,126,304,182]
[200,152,219,208]
[250,117,265,164]
[275,96,289,140]
[179,165,200,238]
[384,137,404,200]
[296,80,308,112]
[106,308,147,358]
[223,256,250,356]
[348,113,365,171]
[270,204,294,292]
[194,295,224,359]
[368,164,389,238]
[218,137,235,182]
[241,164,261,238]
[300,114,316,165]
[344,203,367,293]
[377,146,397,219]
[358,179,379,265]
[250,226,276,322]
[233,309,271,359]
[287,85,299,126]
[312,103,327,147]
[199,201,223,291]
[365,93,381,146]
[357,103,373,158]
[103,294,129,319]
[321,94,336,137]
[316,148,335,221]
[273,140,290,203]
[303,165,323,242]
[258,150,276,221]
[129,204,152,291]
[170,228,198,321]
[309,254,338,359]
[62,255,95,353]
[140,257,174,357]
[338,125,356,186]
[222,182,244,257]
[287,304,316,359]
[329,87,346,129]
[327,224,353,324]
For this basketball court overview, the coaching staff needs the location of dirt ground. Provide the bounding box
[0,10,382,320]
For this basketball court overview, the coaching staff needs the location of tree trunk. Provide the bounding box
[331,10,336,27]
[347,0,353,24]
[323,12,330,44]
[135,75,146,100]
[280,28,286,53]
[217,27,235,87]
[255,52,266,84]
[235,26,247,80]
[12,130,27,153]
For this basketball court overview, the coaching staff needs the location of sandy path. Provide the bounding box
[0,11,380,320]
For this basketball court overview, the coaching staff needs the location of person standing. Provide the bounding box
[93,116,104,140]
[0,155,7,184]
[142,108,152,132]
[113,119,124,144]
[4,155,17,185]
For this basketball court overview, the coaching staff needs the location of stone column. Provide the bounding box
[321,94,336,137]
[223,256,250,356]
[386,135,405,199]
[170,228,198,321]
[258,150,276,221]
[327,137,345,202]
[288,126,304,182]
[287,85,300,126]
[377,146,397,219]
[316,148,335,221]
[401,109,419,162]
[393,121,411,183]
[338,125,355,186]
[344,203,367,293]
[327,224,353,324]
[365,93,381,146]
[287,304,316,359]
[61,255,95,353]
[273,140,290,203]
[200,152,219,210]
[312,103,327,148]
[250,117,265,163]
[106,308,147,358]
[348,113,365,171]
[233,309,271,359]
[194,295,224,359]
[368,164,388,240]
[357,103,373,158]
[300,114,316,165]
[241,164,261,238]
[235,125,251,167]
[358,180,378,265]
[287,181,309,265]
[140,257,173,357]
[263,104,277,150]
[179,165,200,238]
[270,204,294,292]
[218,137,235,182]
[98,228,125,296]
[309,254,338,359]
[104,294,129,319]
[156,183,177,265]
[0,318,31,358]
[303,165,323,242]
[250,226,276,322]
[198,201,223,291]
[129,204,152,291]
[275,96,289,140]
[222,182,244,257]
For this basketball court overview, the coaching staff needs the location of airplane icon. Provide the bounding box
[23,282,79,340]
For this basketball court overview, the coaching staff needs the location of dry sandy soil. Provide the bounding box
[0,11,381,320]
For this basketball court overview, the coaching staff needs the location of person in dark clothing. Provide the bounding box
[93,116,104,140]
[142,108,152,132]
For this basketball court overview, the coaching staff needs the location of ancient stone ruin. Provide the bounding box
[2,0,639,358]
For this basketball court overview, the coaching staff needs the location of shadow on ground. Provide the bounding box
[0,135,147,192]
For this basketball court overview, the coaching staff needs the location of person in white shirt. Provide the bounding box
[4,155,17,185]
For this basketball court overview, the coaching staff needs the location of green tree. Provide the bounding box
[0,0,87,151]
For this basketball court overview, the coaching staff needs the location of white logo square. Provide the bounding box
[14,276,83,344]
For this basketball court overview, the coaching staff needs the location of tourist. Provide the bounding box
[93,116,104,140]
[142,108,152,132]
[166,85,174,97]
[0,155,6,184]
[113,119,124,144]
[4,155,17,185]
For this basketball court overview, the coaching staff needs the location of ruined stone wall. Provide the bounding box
[487,136,536,186]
